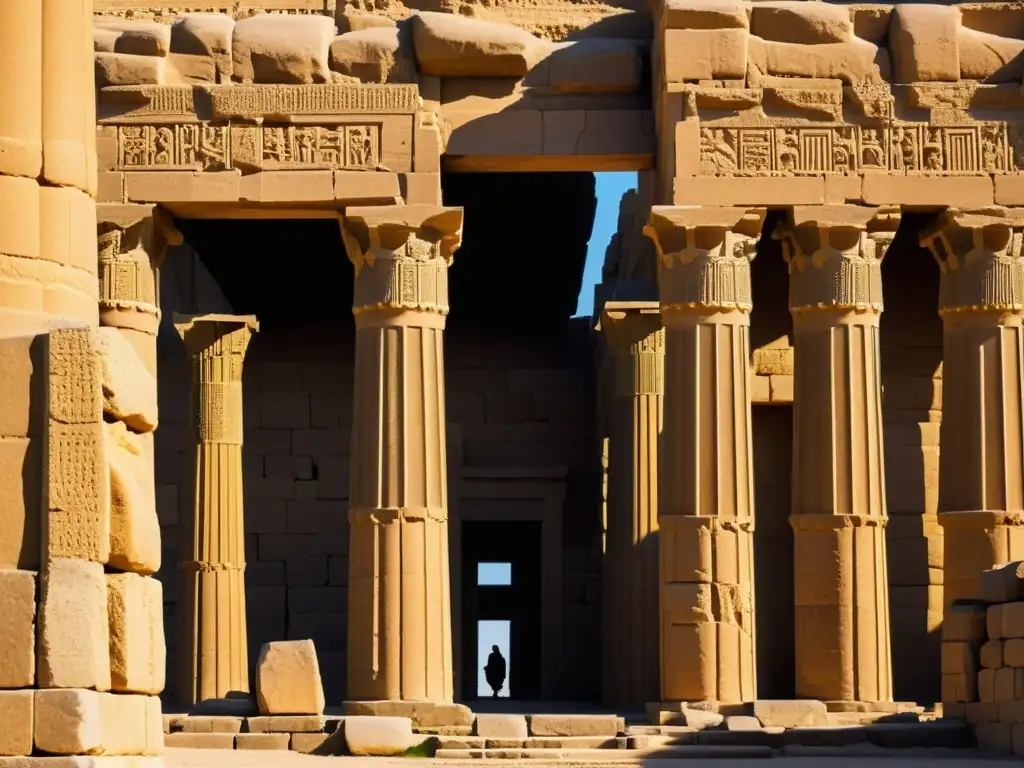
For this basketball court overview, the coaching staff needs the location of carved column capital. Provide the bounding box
[644,206,765,314]
[920,208,1024,314]
[341,205,463,319]
[774,206,900,314]
[174,313,259,445]
[599,302,664,397]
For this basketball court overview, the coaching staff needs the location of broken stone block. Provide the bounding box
[344,716,416,756]
[678,707,724,730]
[0,569,36,687]
[726,716,762,731]
[329,28,403,84]
[35,688,102,755]
[343,700,474,727]
[255,640,325,715]
[107,573,165,695]
[106,423,160,575]
[95,328,157,433]
[37,558,111,691]
[0,690,33,756]
[475,714,527,739]
[753,700,827,728]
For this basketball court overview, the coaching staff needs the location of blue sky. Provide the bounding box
[574,172,640,318]
[474,172,639,698]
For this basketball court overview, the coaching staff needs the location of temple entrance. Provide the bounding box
[461,520,543,702]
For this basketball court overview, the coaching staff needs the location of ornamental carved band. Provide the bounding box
[352,237,450,316]
[644,207,766,313]
[175,318,258,445]
[921,215,1024,313]
[778,229,888,313]
[97,229,159,322]
[657,234,757,312]
[613,331,665,398]
[341,205,464,317]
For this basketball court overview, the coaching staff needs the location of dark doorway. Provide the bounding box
[461,521,543,701]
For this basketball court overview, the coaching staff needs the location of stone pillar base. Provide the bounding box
[939,511,1024,608]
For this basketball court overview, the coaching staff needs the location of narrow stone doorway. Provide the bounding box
[461,520,543,702]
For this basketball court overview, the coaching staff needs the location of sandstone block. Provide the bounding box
[38,188,98,277]
[725,716,762,731]
[329,28,402,84]
[174,716,243,734]
[171,14,235,81]
[979,668,996,702]
[35,689,102,755]
[0,690,33,756]
[750,2,853,44]
[664,28,746,81]
[232,15,334,85]
[475,715,528,739]
[100,693,162,756]
[753,700,827,728]
[1003,602,1024,638]
[344,716,416,757]
[1005,638,1024,668]
[976,721,1012,753]
[889,4,960,83]
[527,715,618,737]
[95,329,157,434]
[0,437,41,572]
[247,716,326,733]
[256,640,325,715]
[291,733,330,752]
[95,52,166,88]
[236,733,290,750]
[343,700,474,727]
[0,570,36,687]
[105,424,160,575]
[93,18,171,57]
[990,604,1006,640]
[661,0,748,30]
[107,573,164,695]
[165,733,236,749]
[37,559,111,691]
[411,12,547,77]
[980,563,1024,604]
[541,39,643,94]
[981,640,1004,670]
[943,600,988,642]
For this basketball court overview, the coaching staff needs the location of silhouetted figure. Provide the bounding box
[484,645,506,698]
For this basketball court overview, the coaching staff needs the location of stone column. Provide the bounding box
[775,205,899,703]
[341,205,462,703]
[920,209,1024,608]
[174,314,259,706]
[644,206,765,704]
[600,301,663,707]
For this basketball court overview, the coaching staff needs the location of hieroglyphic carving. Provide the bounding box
[117,123,382,171]
[118,124,229,171]
[699,123,1010,176]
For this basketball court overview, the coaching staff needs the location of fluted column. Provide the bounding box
[341,205,462,702]
[600,302,663,707]
[920,209,1024,608]
[174,314,259,706]
[775,205,899,703]
[644,206,764,704]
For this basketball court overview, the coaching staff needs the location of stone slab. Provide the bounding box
[235,733,290,750]
[474,714,527,739]
[753,700,827,728]
[343,700,473,727]
[246,715,326,733]
[343,716,415,757]
[164,733,235,749]
[527,715,620,737]
[0,570,36,688]
[290,733,329,753]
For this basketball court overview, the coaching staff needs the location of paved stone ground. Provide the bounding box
[164,748,1018,767]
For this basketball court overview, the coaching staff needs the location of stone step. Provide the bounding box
[435,745,774,760]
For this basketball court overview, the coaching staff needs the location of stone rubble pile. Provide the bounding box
[942,561,1024,756]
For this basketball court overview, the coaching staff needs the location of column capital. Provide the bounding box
[598,302,664,398]
[644,206,766,313]
[173,313,259,361]
[774,205,900,313]
[341,205,463,318]
[919,207,1024,314]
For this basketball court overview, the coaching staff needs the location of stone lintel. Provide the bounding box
[596,300,660,331]
[787,205,900,235]
[341,204,463,268]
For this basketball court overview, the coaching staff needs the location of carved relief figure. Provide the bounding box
[154,127,173,165]
[700,128,736,175]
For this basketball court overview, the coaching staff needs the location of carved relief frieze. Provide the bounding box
[116,123,383,172]
[699,122,1011,177]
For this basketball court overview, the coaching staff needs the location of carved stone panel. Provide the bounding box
[698,122,1010,177]
[117,123,383,172]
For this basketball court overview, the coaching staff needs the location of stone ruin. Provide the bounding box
[4,0,1024,762]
